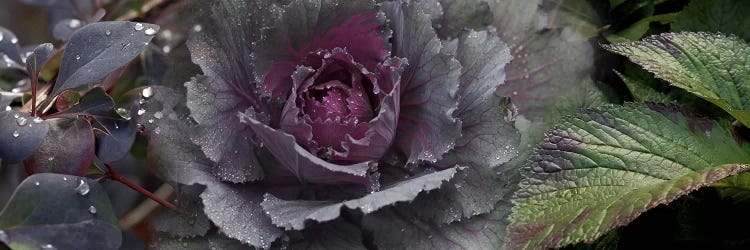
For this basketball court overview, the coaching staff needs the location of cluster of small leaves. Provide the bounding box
[0,0,176,249]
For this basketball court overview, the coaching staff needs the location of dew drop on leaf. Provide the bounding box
[13,113,19,119]
[35,181,40,186]
[12,130,19,138]
[75,180,90,196]
[154,127,161,135]
[144,28,156,36]
[134,23,144,31]
[192,24,203,32]
[116,108,131,120]
[137,109,146,116]
[105,30,111,36]
[68,19,81,29]
[88,205,97,214]
[10,37,17,44]
[15,116,27,126]
[32,116,43,124]
[154,111,163,119]
[141,87,153,98]
[40,244,56,250]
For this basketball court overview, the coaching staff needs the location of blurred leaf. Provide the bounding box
[605,13,677,42]
[0,173,121,250]
[672,0,750,42]
[0,27,23,70]
[713,173,750,203]
[51,87,119,119]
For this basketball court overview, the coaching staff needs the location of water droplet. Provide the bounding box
[144,28,157,36]
[193,24,203,32]
[16,116,27,126]
[75,55,81,60]
[148,119,154,124]
[12,130,19,138]
[41,244,56,250]
[0,230,7,243]
[154,127,161,134]
[162,45,171,54]
[35,181,40,186]
[68,19,81,28]
[63,177,68,181]
[88,205,97,214]
[137,109,146,116]
[105,30,112,36]
[10,37,17,44]
[32,116,43,124]
[75,180,90,196]
[4,106,10,111]
[134,23,144,31]
[141,87,153,98]
[13,113,19,119]
[48,156,54,161]
[153,111,163,119]
[116,108,131,120]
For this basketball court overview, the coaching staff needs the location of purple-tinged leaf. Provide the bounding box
[147,102,282,248]
[0,111,49,163]
[50,87,118,119]
[243,114,375,186]
[382,0,462,164]
[0,173,121,250]
[185,76,264,183]
[95,118,136,163]
[52,21,160,97]
[52,18,85,41]
[23,118,95,176]
[25,43,54,79]
[260,166,458,230]
[286,219,367,250]
[363,200,512,250]
[0,26,23,70]
[153,185,211,238]
[254,0,387,99]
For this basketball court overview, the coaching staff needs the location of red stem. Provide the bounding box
[104,164,181,213]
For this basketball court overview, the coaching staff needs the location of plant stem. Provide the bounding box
[104,164,180,213]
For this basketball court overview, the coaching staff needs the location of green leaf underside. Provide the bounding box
[604,32,750,127]
[505,104,750,249]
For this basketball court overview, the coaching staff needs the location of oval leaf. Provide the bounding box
[52,21,159,97]
[23,118,95,176]
[0,173,121,250]
[505,104,750,249]
[0,111,50,163]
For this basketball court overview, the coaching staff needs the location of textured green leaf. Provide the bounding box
[672,0,750,42]
[604,32,750,127]
[505,104,750,249]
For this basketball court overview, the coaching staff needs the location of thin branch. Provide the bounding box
[104,164,180,213]
[119,184,175,230]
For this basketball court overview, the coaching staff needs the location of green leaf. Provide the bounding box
[604,32,750,127]
[0,174,121,250]
[504,104,750,249]
[605,13,677,43]
[672,0,750,42]
[712,173,750,203]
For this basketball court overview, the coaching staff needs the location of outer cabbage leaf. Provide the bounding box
[491,0,609,153]
[146,87,282,248]
[382,0,462,164]
[185,0,278,183]
[505,104,750,249]
[152,185,211,238]
[362,200,512,250]
[259,166,458,230]
[604,32,750,127]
